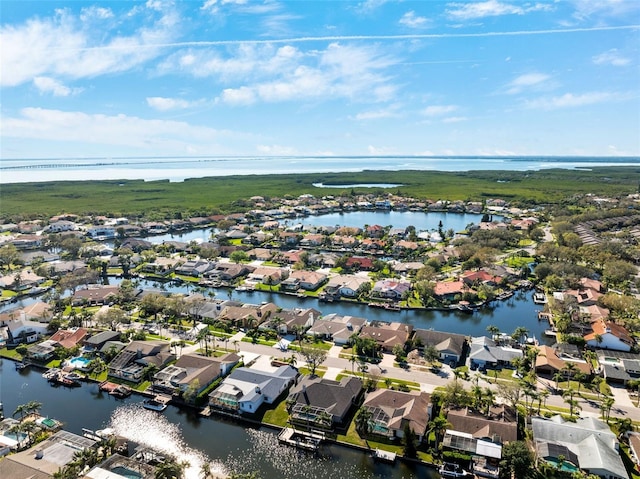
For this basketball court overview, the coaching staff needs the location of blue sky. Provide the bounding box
[1,0,639,159]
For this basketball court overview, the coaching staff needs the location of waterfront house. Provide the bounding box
[11,234,43,250]
[324,275,370,298]
[83,330,122,352]
[287,376,363,430]
[4,319,48,345]
[218,302,279,329]
[345,256,373,271]
[0,269,45,291]
[361,389,432,442]
[141,257,184,277]
[108,340,174,383]
[443,405,518,478]
[371,279,411,300]
[247,266,286,285]
[49,327,89,349]
[468,336,523,369]
[174,259,215,277]
[306,313,367,346]
[0,301,53,323]
[261,307,320,335]
[359,322,413,354]
[153,352,240,395]
[585,320,635,352]
[532,416,628,479]
[71,285,127,306]
[433,280,468,301]
[205,262,254,281]
[534,345,592,378]
[412,329,467,366]
[280,270,327,292]
[0,430,97,479]
[208,365,298,414]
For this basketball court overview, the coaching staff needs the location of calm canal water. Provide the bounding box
[0,361,437,479]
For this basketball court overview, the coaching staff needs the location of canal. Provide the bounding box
[0,361,438,479]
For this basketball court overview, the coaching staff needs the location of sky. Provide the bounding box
[1,0,639,159]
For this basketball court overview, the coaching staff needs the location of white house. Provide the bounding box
[585,320,634,352]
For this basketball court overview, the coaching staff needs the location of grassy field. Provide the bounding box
[2,167,638,219]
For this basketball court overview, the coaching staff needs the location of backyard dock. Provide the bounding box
[372,449,397,463]
[277,428,324,451]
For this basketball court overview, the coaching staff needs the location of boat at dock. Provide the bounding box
[533,291,547,304]
[277,427,324,451]
[372,448,396,463]
[143,398,168,412]
[49,372,81,387]
[438,462,472,478]
[109,385,132,398]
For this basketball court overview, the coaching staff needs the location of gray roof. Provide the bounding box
[229,365,297,401]
[288,376,363,422]
[414,328,466,356]
[578,434,629,479]
[85,330,121,346]
[603,363,631,382]
[532,416,616,450]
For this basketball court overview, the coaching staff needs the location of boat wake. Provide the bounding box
[108,404,226,479]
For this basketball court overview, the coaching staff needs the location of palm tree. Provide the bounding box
[482,387,496,416]
[511,326,529,346]
[562,389,581,418]
[200,462,212,479]
[601,395,615,423]
[628,379,640,407]
[553,371,564,392]
[12,403,30,420]
[155,459,186,479]
[25,400,42,418]
[486,325,500,342]
[616,418,634,442]
[427,415,450,453]
[355,407,372,437]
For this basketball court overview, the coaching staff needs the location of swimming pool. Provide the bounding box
[110,466,142,479]
[67,356,91,370]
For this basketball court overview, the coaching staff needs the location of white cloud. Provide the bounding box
[367,144,398,155]
[422,105,458,116]
[80,6,114,22]
[446,0,552,20]
[505,72,551,94]
[33,76,80,97]
[257,144,298,155]
[355,0,390,14]
[0,3,179,87]
[174,42,399,105]
[443,116,468,123]
[525,91,623,109]
[592,49,631,66]
[354,105,401,120]
[399,11,430,29]
[220,87,256,105]
[571,0,640,21]
[146,97,201,111]
[2,107,240,150]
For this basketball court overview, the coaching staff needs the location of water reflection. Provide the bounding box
[109,404,226,479]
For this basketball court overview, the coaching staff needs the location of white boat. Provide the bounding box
[438,462,471,478]
[143,399,168,412]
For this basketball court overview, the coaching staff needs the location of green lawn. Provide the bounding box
[261,400,290,427]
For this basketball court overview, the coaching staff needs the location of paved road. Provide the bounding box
[210,331,640,422]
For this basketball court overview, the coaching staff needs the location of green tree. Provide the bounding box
[354,407,372,437]
[299,345,328,376]
[402,423,417,458]
[500,441,536,479]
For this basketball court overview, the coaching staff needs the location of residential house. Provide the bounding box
[4,319,48,345]
[87,226,116,239]
[0,302,53,323]
[287,376,363,430]
[468,336,523,369]
[72,286,123,306]
[0,269,45,291]
[246,248,274,261]
[26,327,88,362]
[534,345,592,378]
[585,320,635,352]
[44,220,77,233]
[324,275,370,299]
[153,352,240,395]
[108,340,174,383]
[174,260,215,277]
[359,322,413,353]
[280,270,327,292]
[142,257,184,276]
[11,235,43,250]
[205,263,254,281]
[371,279,411,300]
[532,416,628,479]
[443,405,518,479]
[217,302,279,329]
[361,389,432,441]
[83,330,122,353]
[413,329,467,366]
[345,256,373,270]
[460,270,502,287]
[306,313,367,346]
[434,280,468,301]
[300,233,325,247]
[209,365,298,414]
[247,266,286,285]
[262,307,320,335]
